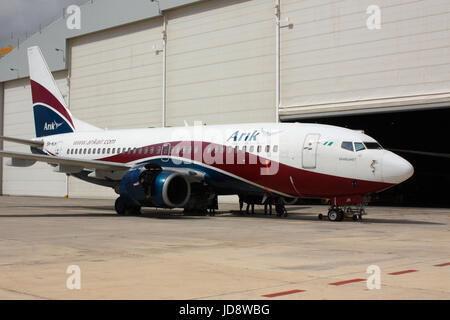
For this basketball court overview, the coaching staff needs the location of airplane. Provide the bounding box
[0,46,414,221]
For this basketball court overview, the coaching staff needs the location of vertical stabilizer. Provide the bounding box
[27,46,75,137]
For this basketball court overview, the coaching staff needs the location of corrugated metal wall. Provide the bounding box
[166,0,275,126]
[68,18,164,198]
[2,73,68,196]
[279,0,450,117]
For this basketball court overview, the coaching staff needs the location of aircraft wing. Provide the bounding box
[0,136,44,147]
[0,150,131,171]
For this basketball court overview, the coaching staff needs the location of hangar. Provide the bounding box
[0,0,449,206]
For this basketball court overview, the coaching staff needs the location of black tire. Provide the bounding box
[114,197,126,215]
[352,215,358,221]
[318,214,323,220]
[328,210,338,221]
[337,210,344,221]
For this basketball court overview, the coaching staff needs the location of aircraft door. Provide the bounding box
[302,134,320,169]
[161,143,171,162]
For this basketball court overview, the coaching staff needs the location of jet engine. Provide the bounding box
[118,165,191,208]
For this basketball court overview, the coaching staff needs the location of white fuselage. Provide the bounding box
[37,122,413,199]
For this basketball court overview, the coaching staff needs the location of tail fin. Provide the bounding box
[27,46,75,137]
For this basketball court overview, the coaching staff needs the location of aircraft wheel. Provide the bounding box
[352,215,358,221]
[114,197,126,215]
[337,210,344,221]
[327,209,338,221]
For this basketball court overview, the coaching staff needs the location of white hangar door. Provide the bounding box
[68,18,164,198]
[2,73,68,196]
[166,0,275,126]
[279,0,450,118]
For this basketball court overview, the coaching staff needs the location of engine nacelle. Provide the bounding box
[118,166,191,208]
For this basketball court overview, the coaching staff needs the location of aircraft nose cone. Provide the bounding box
[382,151,414,184]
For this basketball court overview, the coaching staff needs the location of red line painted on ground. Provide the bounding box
[329,278,366,286]
[388,270,418,275]
[434,262,450,267]
[262,289,305,298]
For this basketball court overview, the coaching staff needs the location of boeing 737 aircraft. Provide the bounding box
[0,46,414,221]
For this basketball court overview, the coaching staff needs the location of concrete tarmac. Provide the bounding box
[0,195,448,300]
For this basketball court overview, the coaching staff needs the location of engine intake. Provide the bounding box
[118,166,190,208]
[152,170,190,207]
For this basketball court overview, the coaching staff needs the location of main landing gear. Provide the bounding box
[115,196,141,216]
[318,205,365,222]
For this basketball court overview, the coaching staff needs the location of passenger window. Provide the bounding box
[150,147,154,154]
[354,142,365,152]
[107,148,111,154]
[249,145,254,152]
[83,149,87,154]
[92,148,96,154]
[273,145,278,152]
[341,141,354,152]
[112,148,116,154]
[265,145,270,153]
[257,145,261,153]
[156,146,161,153]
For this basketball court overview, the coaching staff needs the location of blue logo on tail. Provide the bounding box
[33,104,74,137]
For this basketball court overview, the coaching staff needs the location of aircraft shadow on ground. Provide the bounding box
[221,210,444,225]
[0,205,444,225]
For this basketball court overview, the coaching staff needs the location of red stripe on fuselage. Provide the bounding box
[30,80,75,128]
[93,140,393,198]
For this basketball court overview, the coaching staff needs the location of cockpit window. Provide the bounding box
[354,142,365,151]
[364,142,383,150]
[341,141,354,152]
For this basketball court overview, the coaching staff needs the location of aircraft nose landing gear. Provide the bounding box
[318,196,367,222]
[324,206,344,221]
[318,206,365,221]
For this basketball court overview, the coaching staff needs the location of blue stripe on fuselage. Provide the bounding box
[138,158,265,196]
